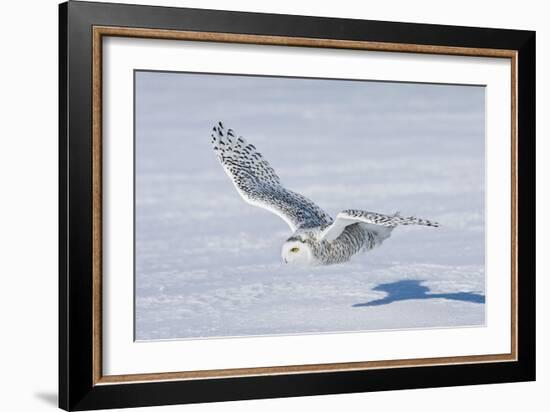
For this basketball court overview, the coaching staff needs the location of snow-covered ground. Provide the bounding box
[134,71,485,340]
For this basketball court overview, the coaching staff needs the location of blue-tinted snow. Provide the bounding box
[134,71,485,340]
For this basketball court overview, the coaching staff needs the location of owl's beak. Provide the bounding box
[283,257,288,264]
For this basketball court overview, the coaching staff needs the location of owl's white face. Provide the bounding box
[281,239,314,265]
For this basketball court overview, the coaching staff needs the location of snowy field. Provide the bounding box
[134,71,486,341]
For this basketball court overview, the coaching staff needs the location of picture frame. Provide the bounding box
[59,1,536,410]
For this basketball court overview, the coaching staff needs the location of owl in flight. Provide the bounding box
[211,122,439,266]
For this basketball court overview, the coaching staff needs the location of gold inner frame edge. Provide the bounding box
[91,26,518,385]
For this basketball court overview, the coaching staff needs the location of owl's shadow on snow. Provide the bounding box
[353,279,485,307]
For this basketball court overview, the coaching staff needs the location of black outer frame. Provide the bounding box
[59,1,536,410]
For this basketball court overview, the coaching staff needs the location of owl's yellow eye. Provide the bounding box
[290,247,300,253]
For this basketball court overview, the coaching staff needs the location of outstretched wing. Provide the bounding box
[211,122,333,231]
[321,209,439,242]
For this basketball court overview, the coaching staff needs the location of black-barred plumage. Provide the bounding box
[211,122,439,266]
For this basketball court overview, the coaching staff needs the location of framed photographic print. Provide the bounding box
[59,1,536,410]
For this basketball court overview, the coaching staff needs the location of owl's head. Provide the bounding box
[281,237,314,265]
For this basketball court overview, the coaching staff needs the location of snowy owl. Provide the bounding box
[210,122,439,266]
